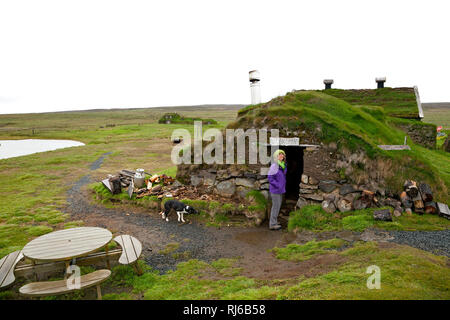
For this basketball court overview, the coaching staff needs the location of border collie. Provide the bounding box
[162,200,198,223]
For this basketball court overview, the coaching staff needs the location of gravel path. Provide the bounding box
[65,152,222,273]
[388,230,450,257]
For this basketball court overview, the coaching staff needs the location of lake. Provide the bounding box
[0,139,85,160]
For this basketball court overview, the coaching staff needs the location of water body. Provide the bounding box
[0,139,85,160]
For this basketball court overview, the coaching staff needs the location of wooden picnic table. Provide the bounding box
[22,227,112,262]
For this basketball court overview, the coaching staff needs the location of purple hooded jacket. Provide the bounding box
[267,162,287,194]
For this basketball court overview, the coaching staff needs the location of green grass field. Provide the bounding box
[0,101,449,300]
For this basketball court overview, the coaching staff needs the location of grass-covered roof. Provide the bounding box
[316,87,419,119]
[229,90,448,199]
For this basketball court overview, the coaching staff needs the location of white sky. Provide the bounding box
[0,0,449,114]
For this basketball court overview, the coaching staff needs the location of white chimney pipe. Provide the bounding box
[249,70,261,105]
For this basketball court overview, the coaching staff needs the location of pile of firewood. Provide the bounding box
[102,169,175,198]
[400,180,436,215]
[131,174,176,199]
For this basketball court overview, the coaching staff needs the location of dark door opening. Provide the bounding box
[280,146,304,200]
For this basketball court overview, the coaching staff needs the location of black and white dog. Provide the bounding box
[161,200,198,223]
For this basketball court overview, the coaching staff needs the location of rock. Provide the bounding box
[243,172,257,179]
[328,142,337,151]
[260,190,269,200]
[216,179,236,196]
[382,198,401,209]
[299,183,318,190]
[308,176,319,185]
[245,208,266,226]
[405,208,413,216]
[260,183,270,190]
[393,207,402,217]
[235,178,255,188]
[302,193,324,202]
[172,180,182,188]
[376,188,386,197]
[236,186,252,198]
[343,193,358,203]
[301,174,309,184]
[319,180,337,193]
[299,189,315,194]
[337,198,352,212]
[203,173,216,186]
[229,169,242,177]
[296,197,309,210]
[321,200,336,213]
[339,184,355,195]
[352,198,368,210]
[373,209,392,221]
[323,193,337,202]
[190,175,203,187]
[216,170,228,181]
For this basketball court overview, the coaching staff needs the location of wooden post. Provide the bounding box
[32,260,37,281]
[104,245,111,270]
[64,261,70,280]
[133,262,143,276]
[96,284,102,300]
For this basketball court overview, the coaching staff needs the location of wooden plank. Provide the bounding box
[102,179,112,192]
[123,236,138,264]
[437,202,450,216]
[378,145,411,151]
[130,237,142,260]
[19,269,111,297]
[114,235,142,265]
[0,250,24,288]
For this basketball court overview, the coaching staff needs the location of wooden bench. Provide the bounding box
[19,269,111,300]
[113,235,143,275]
[0,250,24,289]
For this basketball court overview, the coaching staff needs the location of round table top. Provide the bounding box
[22,227,112,261]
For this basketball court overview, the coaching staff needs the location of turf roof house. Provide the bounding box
[176,86,440,223]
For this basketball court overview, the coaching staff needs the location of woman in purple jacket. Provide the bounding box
[267,149,287,230]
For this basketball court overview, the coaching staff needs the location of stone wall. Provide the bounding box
[176,142,388,201]
[295,173,402,215]
[178,164,270,200]
[396,121,436,149]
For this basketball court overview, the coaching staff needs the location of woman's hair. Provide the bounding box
[273,149,286,160]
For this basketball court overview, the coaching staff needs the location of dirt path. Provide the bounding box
[64,153,450,279]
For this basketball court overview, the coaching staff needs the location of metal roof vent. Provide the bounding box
[376,77,386,88]
[323,79,334,89]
